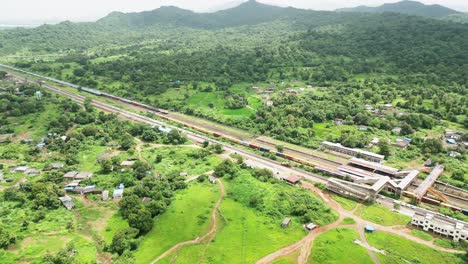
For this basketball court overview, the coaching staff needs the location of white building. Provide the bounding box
[411,211,468,242]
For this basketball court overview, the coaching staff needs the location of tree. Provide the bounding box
[214,159,238,178]
[83,98,93,112]
[119,195,142,219]
[378,140,391,158]
[100,158,113,173]
[277,145,284,153]
[0,71,7,79]
[128,208,154,235]
[214,144,224,154]
[120,135,135,150]
[400,123,414,136]
[0,228,16,249]
[202,141,209,148]
[109,228,139,255]
[423,138,443,154]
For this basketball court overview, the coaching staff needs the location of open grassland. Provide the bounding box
[157,170,336,263]
[310,228,374,264]
[355,203,411,226]
[366,231,467,264]
[142,146,221,176]
[410,229,433,241]
[134,182,220,264]
[163,198,306,264]
[332,195,358,210]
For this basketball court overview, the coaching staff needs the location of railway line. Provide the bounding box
[2,65,330,186]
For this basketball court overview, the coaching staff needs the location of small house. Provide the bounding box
[281,217,291,228]
[102,190,109,201]
[13,166,29,173]
[392,127,402,135]
[24,168,40,176]
[120,160,135,167]
[370,138,380,145]
[449,151,461,158]
[64,171,78,179]
[265,100,274,107]
[446,138,457,145]
[59,196,75,210]
[335,119,345,126]
[208,176,216,184]
[180,172,188,177]
[284,175,301,185]
[359,126,368,131]
[305,223,317,231]
[52,163,64,170]
[75,172,93,180]
[383,104,394,109]
[113,189,124,200]
[365,225,375,233]
[392,139,409,149]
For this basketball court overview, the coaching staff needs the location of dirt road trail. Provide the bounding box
[151,179,226,264]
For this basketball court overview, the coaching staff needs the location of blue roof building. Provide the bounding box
[365,225,376,233]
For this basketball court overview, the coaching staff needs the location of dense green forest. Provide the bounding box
[1,1,467,185]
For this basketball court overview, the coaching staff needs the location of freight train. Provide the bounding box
[5,63,319,168]
[421,196,466,214]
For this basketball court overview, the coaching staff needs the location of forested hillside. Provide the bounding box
[1,1,467,186]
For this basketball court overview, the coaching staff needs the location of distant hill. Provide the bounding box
[97,0,308,29]
[336,0,461,18]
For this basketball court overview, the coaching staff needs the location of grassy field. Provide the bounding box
[342,217,357,225]
[310,228,374,264]
[157,198,306,264]
[355,204,411,226]
[366,231,466,264]
[332,195,358,210]
[134,182,220,264]
[410,229,433,241]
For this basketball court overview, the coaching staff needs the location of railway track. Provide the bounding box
[255,138,344,167]
[4,69,330,186]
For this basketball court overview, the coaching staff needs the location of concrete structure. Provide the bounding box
[412,211,468,242]
[52,163,64,170]
[282,217,291,228]
[208,176,216,184]
[102,190,109,201]
[113,189,124,200]
[413,165,444,201]
[348,158,398,176]
[321,141,384,163]
[284,175,301,185]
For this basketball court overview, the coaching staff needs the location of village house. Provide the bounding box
[392,127,402,135]
[444,130,461,140]
[265,100,274,107]
[113,189,124,200]
[305,223,317,231]
[52,163,65,170]
[392,139,410,149]
[24,168,40,176]
[281,217,291,228]
[208,176,217,184]
[64,171,78,179]
[358,126,368,131]
[335,119,345,126]
[283,175,301,185]
[75,172,93,180]
[59,196,75,210]
[448,151,461,158]
[120,160,135,167]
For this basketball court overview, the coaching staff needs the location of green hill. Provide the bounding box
[336,0,461,18]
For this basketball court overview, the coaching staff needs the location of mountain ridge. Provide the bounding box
[336,0,461,18]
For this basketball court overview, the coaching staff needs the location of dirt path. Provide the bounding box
[151,179,226,264]
[256,181,464,264]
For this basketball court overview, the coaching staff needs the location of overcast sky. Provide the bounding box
[2,0,467,24]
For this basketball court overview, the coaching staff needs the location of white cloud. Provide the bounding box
[1,0,467,24]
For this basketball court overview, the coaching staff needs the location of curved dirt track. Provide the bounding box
[256,181,464,264]
[151,179,226,264]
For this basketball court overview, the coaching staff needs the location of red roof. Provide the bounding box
[286,175,301,184]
